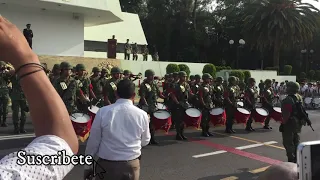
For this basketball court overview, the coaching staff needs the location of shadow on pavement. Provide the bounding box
[198,169,263,180]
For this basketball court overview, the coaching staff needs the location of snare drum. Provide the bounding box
[312,98,320,105]
[156,103,167,110]
[209,108,226,126]
[70,113,92,140]
[237,101,244,107]
[252,108,269,123]
[270,107,283,122]
[184,108,202,129]
[88,106,100,120]
[235,108,251,124]
[304,97,312,105]
[152,110,172,133]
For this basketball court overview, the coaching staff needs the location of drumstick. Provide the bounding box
[95,99,102,106]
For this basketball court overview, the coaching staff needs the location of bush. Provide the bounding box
[309,70,315,80]
[178,64,190,76]
[243,70,251,83]
[216,66,230,72]
[230,70,245,81]
[202,64,216,78]
[226,66,232,70]
[166,64,180,74]
[283,65,292,75]
[300,72,307,79]
[316,70,320,80]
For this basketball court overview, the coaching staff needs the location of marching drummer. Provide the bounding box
[261,79,274,130]
[213,76,224,107]
[103,67,122,105]
[170,71,193,140]
[90,67,104,107]
[198,73,214,137]
[189,74,201,107]
[189,75,195,86]
[224,76,238,133]
[138,69,165,145]
[244,78,258,132]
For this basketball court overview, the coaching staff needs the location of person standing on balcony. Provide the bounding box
[124,39,132,60]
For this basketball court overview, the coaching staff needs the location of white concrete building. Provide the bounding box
[0,0,151,60]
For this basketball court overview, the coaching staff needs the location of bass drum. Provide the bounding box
[70,113,92,142]
[209,108,226,126]
[152,110,171,133]
[235,108,251,124]
[184,108,202,129]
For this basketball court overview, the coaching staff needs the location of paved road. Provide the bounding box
[0,110,319,180]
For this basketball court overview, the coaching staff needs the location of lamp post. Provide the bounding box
[229,39,245,69]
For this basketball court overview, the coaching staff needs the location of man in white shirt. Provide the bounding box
[85,79,150,180]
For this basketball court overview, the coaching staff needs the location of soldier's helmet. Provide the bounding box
[101,68,108,73]
[202,73,213,80]
[124,70,132,76]
[265,79,272,85]
[145,69,155,77]
[248,77,256,84]
[179,71,187,77]
[173,72,179,77]
[92,67,101,72]
[216,76,223,82]
[52,64,60,70]
[111,67,122,74]
[76,64,86,71]
[286,81,300,94]
[228,76,236,83]
[195,74,201,79]
[60,62,72,70]
[189,75,195,80]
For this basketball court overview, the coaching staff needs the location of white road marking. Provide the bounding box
[192,141,278,158]
[0,134,35,141]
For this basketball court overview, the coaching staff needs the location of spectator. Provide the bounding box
[0,16,78,179]
[85,79,150,180]
[257,162,298,180]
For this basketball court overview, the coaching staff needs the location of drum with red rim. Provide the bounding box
[235,108,251,124]
[152,110,172,132]
[88,106,100,120]
[209,108,226,126]
[270,107,283,122]
[184,108,202,129]
[252,108,269,123]
[70,113,92,138]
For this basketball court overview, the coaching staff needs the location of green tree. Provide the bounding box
[202,64,216,78]
[166,64,180,74]
[178,64,191,76]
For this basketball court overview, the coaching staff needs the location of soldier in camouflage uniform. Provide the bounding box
[103,67,122,105]
[0,61,10,127]
[11,74,29,134]
[49,64,60,84]
[213,77,224,107]
[198,73,214,137]
[54,62,83,114]
[75,64,93,112]
[90,67,104,107]
[244,78,258,132]
[173,72,179,83]
[188,75,195,86]
[189,74,201,107]
[224,76,237,133]
[139,69,165,145]
[281,82,305,163]
[261,79,274,130]
[170,71,192,140]
[100,68,109,87]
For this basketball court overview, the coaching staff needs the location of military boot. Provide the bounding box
[201,125,209,137]
[13,123,20,134]
[206,126,213,136]
[180,127,187,140]
[20,120,27,134]
[149,131,158,145]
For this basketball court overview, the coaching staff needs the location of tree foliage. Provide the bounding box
[178,64,191,76]
[166,63,180,74]
[202,64,216,78]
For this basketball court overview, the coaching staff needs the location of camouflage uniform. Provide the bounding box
[213,77,224,107]
[244,78,258,131]
[281,82,305,163]
[0,61,10,127]
[11,75,28,134]
[90,67,104,107]
[189,74,201,107]
[224,76,237,133]
[199,73,214,137]
[171,71,191,140]
[139,69,161,144]
[262,79,274,129]
[49,64,60,84]
[103,67,121,105]
[75,64,91,112]
[54,62,80,114]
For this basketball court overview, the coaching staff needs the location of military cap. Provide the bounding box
[111,67,122,74]
[286,81,300,95]
[228,76,236,83]
[52,64,60,70]
[195,74,201,79]
[173,72,179,76]
[123,70,132,75]
[216,76,223,82]
[92,67,101,72]
[179,71,187,77]
[189,75,195,80]
[75,64,86,71]
[60,62,72,70]
[265,79,272,85]
[145,69,155,77]
[202,73,213,80]
[247,77,256,83]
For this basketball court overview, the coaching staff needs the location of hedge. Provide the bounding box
[178,64,191,76]
[243,70,251,83]
[216,66,231,72]
[166,64,180,74]
[229,70,245,81]
[202,64,216,78]
[283,65,292,75]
